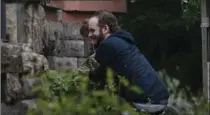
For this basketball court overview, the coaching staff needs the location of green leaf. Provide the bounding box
[130,85,143,94]
[118,76,129,87]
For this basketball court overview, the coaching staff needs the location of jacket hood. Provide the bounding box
[109,29,134,44]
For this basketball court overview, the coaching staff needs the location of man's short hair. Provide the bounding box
[80,18,89,38]
[92,10,120,33]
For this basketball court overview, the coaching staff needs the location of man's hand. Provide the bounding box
[78,53,100,73]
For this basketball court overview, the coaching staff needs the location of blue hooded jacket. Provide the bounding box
[95,30,169,104]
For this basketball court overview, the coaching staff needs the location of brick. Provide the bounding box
[21,78,42,99]
[5,73,22,103]
[52,40,84,57]
[6,4,18,43]
[77,58,86,68]
[46,20,63,41]
[48,56,78,70]
[1,43,23,73]
[1,54,23,73]
[63,22,83,40]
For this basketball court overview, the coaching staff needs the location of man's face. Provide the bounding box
[88,17,105,45]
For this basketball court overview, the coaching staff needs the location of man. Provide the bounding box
[79,18,110,90]
[87,11,170,114]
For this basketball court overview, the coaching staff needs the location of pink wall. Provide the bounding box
[47,1,64,9]
[63,12,93,23]
[62,1,127,13]
[45,0,127,22]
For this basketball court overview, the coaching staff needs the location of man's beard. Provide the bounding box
[94,29,105,48]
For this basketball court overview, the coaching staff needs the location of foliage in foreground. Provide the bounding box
[28,69,147,115]
[158,69,210,115]
[27,68,210,115]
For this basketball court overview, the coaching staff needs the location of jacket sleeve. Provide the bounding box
[95,41,116,66]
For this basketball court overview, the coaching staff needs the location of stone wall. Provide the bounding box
[4,3,87,69]
[1,42,48,115]
[45,20,86,70]
[1,3,87,115]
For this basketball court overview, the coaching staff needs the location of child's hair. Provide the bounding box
[80,18,89,38]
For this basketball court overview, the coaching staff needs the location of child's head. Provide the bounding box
[80,18,95,56]
[80,18,89,38]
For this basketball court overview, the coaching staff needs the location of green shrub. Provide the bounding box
[28,68,147,115]
[158,70,210,115]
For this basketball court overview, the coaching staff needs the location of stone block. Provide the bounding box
[25,4,45,19]
[1,100,38,115]
[23,17,45,54]
[1,73,7,102]
[63,22,83,40]
[77,58,86,68]
[20,99,42,115]
[6,3,18,43]
[1,43,23,73]
[52,40,84,57]
[1,42,23,55]
[21,99,37,110]
[1,54,23,73]
[48,56,78,70]
[46,20,63,41]
[21,51,49,76]
[4,73,22,103]
[21,78,42,99]
[1,103,27,115]
[15,4,46,54]
[56,9,63,21]
[17,4,27,43]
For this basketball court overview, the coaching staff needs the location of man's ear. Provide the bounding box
[103,25,110,33]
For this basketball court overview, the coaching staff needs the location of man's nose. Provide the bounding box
[88,32,92,38]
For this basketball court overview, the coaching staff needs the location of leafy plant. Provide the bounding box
[28,68,146,115]
[158,69,210,115]
[182,0,201,29]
